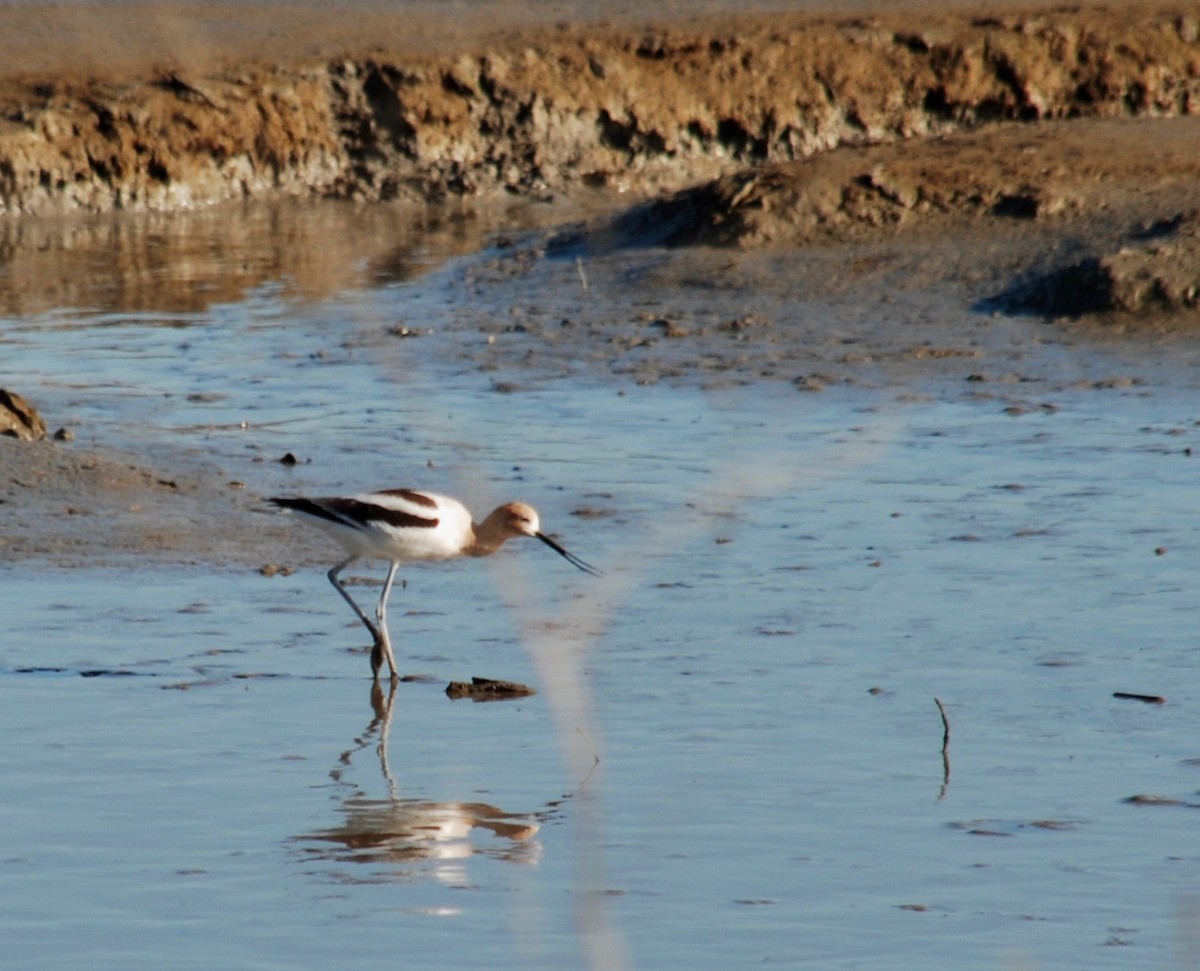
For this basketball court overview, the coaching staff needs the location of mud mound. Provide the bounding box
[996,211,1200,317]
[0,5,1197,214]
[594,117,1200,248]
[573,114,1200,321]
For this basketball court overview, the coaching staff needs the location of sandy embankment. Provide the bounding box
[2,3,1200,564]
[0,4,1196,215]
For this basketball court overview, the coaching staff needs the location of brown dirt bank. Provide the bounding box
[601,117,1200,248]
[581,115,1200,317]
[0,1,1132,80]
[0,4,1197,214]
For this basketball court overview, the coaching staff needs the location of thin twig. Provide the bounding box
[934,696,951,800]
[934,697,950,752]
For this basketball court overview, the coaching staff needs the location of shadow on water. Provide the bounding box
[292,681,557,882]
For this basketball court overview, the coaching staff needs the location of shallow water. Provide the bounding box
[4,201,1200,970]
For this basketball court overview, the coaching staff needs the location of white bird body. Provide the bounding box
[270,488,598,680]
[293,490,476,562]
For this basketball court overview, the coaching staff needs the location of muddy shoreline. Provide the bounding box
[0,4,1196,214]
[5,164,1199,569]
[3,3,1200,566]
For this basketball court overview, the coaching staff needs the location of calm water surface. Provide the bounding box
[3,202,1200,970]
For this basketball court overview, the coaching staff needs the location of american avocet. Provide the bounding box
[270,489,599,681]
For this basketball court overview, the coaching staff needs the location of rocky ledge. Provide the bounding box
[0,4,1197,215]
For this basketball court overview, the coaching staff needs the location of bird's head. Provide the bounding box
[498,502,541,538]
[496,501,600,576]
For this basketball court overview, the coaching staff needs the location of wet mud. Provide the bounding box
[0,436,288,565]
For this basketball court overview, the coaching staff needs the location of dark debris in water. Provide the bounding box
[1112,691,1165,705]
[446,677,536,702]
[164,671,318,690]
[948,818,1082,837]
[1124,794,1200,809]
[10,667,306,688]
[13,666,156,678]
[1026,819,1079,832]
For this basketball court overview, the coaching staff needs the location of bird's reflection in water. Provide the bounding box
[293,681,552,884]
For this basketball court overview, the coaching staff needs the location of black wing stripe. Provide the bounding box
[270,496,345,525]
[271,496,438,531]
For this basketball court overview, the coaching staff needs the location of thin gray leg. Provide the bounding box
[373,561,401,682]
[327,555,382,644]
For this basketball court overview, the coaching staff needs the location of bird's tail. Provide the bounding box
[268,496,343,525]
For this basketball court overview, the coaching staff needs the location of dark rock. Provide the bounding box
[0,389,46,441]
[446,676,536,701]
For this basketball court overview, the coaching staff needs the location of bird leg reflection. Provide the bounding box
[297,680,544,875]
[368,677,397,795]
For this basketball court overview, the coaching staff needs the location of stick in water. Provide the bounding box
[934,697,950,753]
